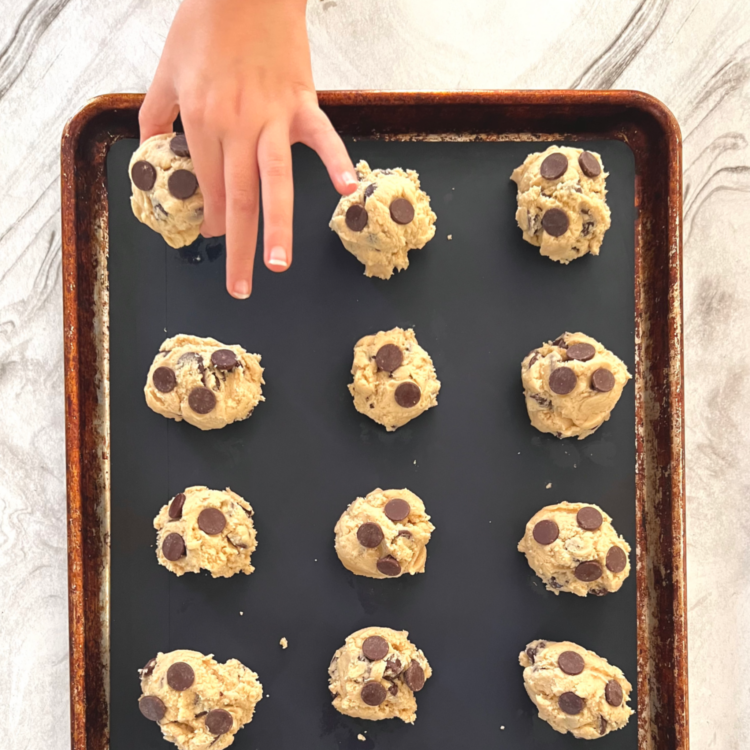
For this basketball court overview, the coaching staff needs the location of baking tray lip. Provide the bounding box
[62,90,686,750]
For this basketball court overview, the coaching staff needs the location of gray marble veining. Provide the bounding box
[0,0,747,747]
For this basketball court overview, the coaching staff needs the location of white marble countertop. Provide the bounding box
[1,0,745,747]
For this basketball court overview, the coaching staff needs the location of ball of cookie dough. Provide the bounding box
[138,649,263,750]
[329,160,437,279]
[521,332,631,439]
[517,501,631,596]
[519,639,633,739]
[144,334,264,431]
[510,146,611,263]
[328,627,432,724]
[129,133,204,248]
[334,488,434,579]
[349,327,440,432]
[154,486,257,578]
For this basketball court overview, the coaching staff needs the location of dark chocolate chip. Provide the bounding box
[169,493,186,519]
[170,134,190,158]
[132,160,156,191]
[525,641,546,664]
[394,382,421,408]
[591,368,615,392]
[559,692,584,715]
[397,530,412,539]
[139,695,166,722]
[540,152,568,180]
[362,635,389,661]
[390,198,415,225]
[152,366,177,393]
[532,519,559,545]
[361,681,387,706]
[376,555,402,577]
[166,662,195,691]
[605,680,623,707]
[575,560,603,582]
[581,221,595,237]
[566,343,596,362]
[345,204,368,232]
[198,508,226,535]
[530,393,551,407]
[142,658,157,678]
[357,522,384,548]
[579,151,602,178]
[211,349,239,371]
[375,344,403,373]
[384,498,410,522]
[403,661,425,692]
[558,651,585,675]
[599,715,608,735]
[384,656,403,677]
[154,202,169,219]
[542,208,569,237]
[205,708,233,735]
[552,336,568,347]
[178,352,204,371]
[606,546,628,573]
[162,533,186,561]
[590,588,610,597]
[168,169,198,200]
[387,681,399,696]
[188,386,216,414]
[549,367,577,395]
[527,350,540,368]
[364,183,377,199]
[577,506,603,531]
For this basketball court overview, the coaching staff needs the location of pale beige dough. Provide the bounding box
[328,627,432,723]
[138,649,262,750]
[511,146,611,263]
[144,334,264,431]
[521,332,631,439]
[154,486,257,578]
[129,133,204,247]
[329,160,436,279]
[517,502,631,596]
[334,488,434,579]
[519,639,633,739]
[349,327,440,431]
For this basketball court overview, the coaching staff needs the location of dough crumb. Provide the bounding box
[280,637,288,649]
[546,483,552,489]
[239,611,244,616]
[357,734,366,742]
[500,725,505,730]
[447,234,452,240]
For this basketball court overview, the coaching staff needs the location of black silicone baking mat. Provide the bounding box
[107,136,636,749]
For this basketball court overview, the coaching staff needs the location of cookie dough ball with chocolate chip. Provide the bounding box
[521,332,631,439]
[329,160,437,279]
[334,488,434,579]
[138,649,262,750]
[144,334,264,430]
[154,486,257,578]
[328,627,432,724]
[517,501,631,596]
[519,639,633,739]
[129,133,204,248]
[349,327,440,431]
[511,146,611,263]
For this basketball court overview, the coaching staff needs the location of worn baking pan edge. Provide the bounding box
[61,90,685,750]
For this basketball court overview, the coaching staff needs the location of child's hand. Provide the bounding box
[139,0,358,298]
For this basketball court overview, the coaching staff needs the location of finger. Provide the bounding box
[293,105,358,195]
[223,137,260,298]
[257,125,294,273]
[139,73,179,143]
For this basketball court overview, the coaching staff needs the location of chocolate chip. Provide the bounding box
[169,493,186,519]
[154,202,169,219]
[558,692,584,715]
[198,508,226,535]
[362,635,389,661]
[162,533,185,561]
[170,134,190,158]
[387,681,399,696]
[178,352,204,371]
[530,393,551,407]
[394,382,421,408]
[527,351,540,368]
[375,344,403,373]
[605,680,623,707]
[364,183,377,199]
[552,336,567,347]
[540,152,568,180]
[599,715,608,735]
[345,204,368,232]
[532,520,559,545]
[558,651,585,675]
[397,530,412,539]
[384,656,403,677]
[168,169,198,200]
[142,658,157,678]
[591,368,615,392]
[542,208,569,237]
[525,641,546,663]
[361,681,387,706]
[384,498,410,522]
[357,522,384,548]
[403,661,425,692]
[205,708,233,735]
[139,695,166,722]
[152,366,177,393]
[132,160,156,191]
[188,386,216,414]
[577,506,603,530]
[581,221,595,237]
[579,151,601,178]
[566,343,596,362]
[376,555,402,577]
[549,367,577,395]
[390,198,415,225]
[166,662,195,691]
[211,349,239,370]
[575,560,603,582]
[606,546,628,573]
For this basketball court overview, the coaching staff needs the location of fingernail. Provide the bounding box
[342,171,359,188]
[268,246,288,270]
[232,280,251,299]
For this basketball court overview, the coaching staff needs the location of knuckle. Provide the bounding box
[228,184,259,214]
[262,155,290,181]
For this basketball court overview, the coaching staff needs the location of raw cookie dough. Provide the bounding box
[511,146,611,263]
[334,488,434,579]
[517,501,631,596]
[129,133,204,248]
[144,334,264,431]
[519,639,633,739]
[329,160,437,279]
[154,486,257,578]
[138,649,262,750]
[521,332,631,439]
[328,627,432,724]
[349,327,440,431]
